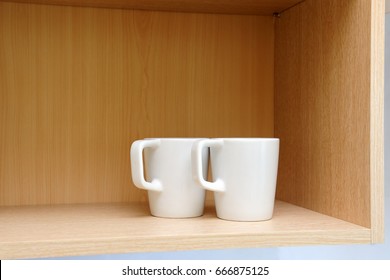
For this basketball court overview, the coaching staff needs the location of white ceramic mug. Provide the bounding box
[131,138,208,218]
[192,138,279,221]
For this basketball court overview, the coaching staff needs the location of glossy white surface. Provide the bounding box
[131,138,208,218]
[193,138,280,222]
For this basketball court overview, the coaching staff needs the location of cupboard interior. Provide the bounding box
[0,0,378,258]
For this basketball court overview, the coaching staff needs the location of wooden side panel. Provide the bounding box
[370,0,385,243]
[275,0,372,227]
[0,2,274,206]
[0,0,303,15]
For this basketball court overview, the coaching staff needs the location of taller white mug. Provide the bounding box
[192,138,279,221]
[131,138,208,218]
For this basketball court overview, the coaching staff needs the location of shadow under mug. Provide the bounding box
[192,138,280,222]
[131,138,208,218]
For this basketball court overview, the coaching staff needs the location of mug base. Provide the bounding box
[216,214,273,222]
[150,212,204,219]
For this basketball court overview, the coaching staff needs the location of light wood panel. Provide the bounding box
[0,201,371,259]
[275,0,372,227]
[0,0,303,15]
[370,0,385,243]
[0,2,274,206]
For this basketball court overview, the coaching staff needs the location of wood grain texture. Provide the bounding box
[0,0,303,15]
[0,2,274,206]
[0,201,371,259]
[275,0,372,227]
[370,0,385,243]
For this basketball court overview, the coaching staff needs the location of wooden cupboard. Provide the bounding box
[0,0,384,259]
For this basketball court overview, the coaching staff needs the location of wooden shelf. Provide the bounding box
[0,201,370,259]
[0,0,303,15]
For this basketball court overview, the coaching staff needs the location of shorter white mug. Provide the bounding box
[131,138,208,218]
[192,138,279,221]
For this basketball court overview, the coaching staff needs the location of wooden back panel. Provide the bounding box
[0,2,274,206]
[275,0,371,227]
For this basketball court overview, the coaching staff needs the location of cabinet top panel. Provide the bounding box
[0,0,303,15]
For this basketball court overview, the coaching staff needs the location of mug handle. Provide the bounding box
[130,139,163,192]
[192,139,226,192]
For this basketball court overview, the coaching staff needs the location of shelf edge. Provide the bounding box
[1,228,371,259]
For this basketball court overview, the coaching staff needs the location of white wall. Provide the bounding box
[51,14,390,261]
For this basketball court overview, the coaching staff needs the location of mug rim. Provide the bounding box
[212,138,279,141]
[144,137,207,140]
[141,137,279,142]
